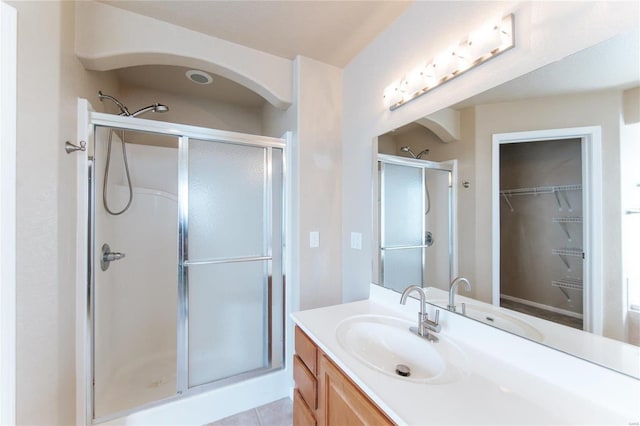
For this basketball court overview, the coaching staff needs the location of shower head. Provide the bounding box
[416,149,430,159]
[400,146,417,159]
[400,146,430,159]
[98,91,130,116]
[98,91,169,118]
[131,103,170,117]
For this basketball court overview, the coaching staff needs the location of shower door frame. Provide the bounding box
[377,153,458,291]
[78,107,288,424]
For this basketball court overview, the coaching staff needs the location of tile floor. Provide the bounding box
[207,397,293,426]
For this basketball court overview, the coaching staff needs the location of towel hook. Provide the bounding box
[65,140,86,154]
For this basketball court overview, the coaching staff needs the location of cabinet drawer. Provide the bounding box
[294,355,317,410]
[295,326,317,374]
[293,389,316,426]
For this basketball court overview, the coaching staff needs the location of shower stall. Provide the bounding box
[76,100,287,423]
[376,154,455,293]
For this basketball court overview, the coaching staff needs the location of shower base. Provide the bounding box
[94,352,177,420]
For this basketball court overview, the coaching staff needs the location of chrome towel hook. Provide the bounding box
[65,140,86,154]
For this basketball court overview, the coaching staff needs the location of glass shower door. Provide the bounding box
[88,114,286,423]
[181,139,284,389]
[379,162,424,293]
[378,159,453,293]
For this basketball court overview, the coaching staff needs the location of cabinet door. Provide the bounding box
[294,389,317,426]
[318,355,394,426]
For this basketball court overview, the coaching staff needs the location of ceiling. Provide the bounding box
[100,0,412,68]
[104,0,412,107]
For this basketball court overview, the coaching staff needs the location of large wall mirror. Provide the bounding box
[372,29,640,378]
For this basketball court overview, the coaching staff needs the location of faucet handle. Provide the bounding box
[424,309,440,325]
[425,309,439,325]
[423,309,442,334]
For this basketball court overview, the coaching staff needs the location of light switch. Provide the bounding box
[310,231,320,248]
[351,232,362,250]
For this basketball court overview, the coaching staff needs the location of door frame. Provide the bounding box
[0,2,17,424]
[491,126,603,334]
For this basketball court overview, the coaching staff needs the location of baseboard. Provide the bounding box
[500,294,583,319]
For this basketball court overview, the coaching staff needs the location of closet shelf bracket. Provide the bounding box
[551,278,583,291]
[552,217,582,241]
[552,248,583,271]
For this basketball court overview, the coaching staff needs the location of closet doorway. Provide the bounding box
[492,127,602,334]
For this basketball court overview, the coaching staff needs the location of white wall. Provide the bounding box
[118,85,264,136]
[7,1,118,424]
[295,56,343,310]
[342,1,640,302]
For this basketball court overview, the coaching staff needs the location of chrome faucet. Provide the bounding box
[400,285,441,342]
[448,277,471,312]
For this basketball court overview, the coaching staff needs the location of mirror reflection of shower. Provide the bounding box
[400,145,430,159]
[98,91,169,215]
[400,146,432,215]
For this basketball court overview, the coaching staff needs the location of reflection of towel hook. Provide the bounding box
[65,140,86,154]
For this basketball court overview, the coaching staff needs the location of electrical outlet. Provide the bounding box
[350,232,362,250]
[310,231,319,248]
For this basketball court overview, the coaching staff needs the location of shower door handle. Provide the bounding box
[101,243,126,271]
[104,252,125,261]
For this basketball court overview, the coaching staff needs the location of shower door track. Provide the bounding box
[82,111,287,425]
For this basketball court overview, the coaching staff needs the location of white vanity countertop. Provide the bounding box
[422,286,640,379]
[291,294,640,425]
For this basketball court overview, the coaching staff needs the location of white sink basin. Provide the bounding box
[335,314,469,384]
[431,300,544,342]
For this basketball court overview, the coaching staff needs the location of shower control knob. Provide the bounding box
[100,243,126,271]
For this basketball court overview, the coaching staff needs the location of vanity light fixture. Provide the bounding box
[383,14,515,111]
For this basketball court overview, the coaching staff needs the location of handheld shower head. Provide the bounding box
[400,146,416,158]
[131,103,170,117]
[97,91,169,117]
[400,146,429,159]
[416,149,430,159]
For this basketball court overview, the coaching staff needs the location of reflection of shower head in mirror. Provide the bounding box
[400,146,416,158]
[416,149,430,159]
[400,146,429,159]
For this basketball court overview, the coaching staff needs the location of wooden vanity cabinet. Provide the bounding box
[294,326,394,426]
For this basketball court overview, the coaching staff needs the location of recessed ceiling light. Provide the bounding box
[185,69,213,85]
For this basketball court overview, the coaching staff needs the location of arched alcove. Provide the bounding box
[75,1,293,110]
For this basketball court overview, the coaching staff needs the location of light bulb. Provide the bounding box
[468,21,502,60]
[383,81,404,108]
[404,64,429,96]
[455,42,472,72]
[433,47,457,80]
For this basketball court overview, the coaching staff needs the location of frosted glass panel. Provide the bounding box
[188,261,268,387]
[188,140,266,260]
[382,248,423,293]
[382,164,423,247]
